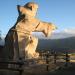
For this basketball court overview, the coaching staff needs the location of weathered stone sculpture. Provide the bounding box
[4,2,57,60]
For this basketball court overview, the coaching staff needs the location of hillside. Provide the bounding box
[37,37,75,53]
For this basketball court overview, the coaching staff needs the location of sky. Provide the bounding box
[0,0,75,37]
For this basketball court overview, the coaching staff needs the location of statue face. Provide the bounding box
[17,2,38,17]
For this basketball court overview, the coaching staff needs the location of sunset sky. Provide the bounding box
[0,0,75,37]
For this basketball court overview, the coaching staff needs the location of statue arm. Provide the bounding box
[33,19,57,37]
[33,19,48,36]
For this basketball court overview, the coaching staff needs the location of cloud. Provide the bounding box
[64,29,75,34]
[32,29,75,39]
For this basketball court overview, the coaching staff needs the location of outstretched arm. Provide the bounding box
[34,19,57,37]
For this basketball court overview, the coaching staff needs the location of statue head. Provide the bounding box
[17,2,38,17]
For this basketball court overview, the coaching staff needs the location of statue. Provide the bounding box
[3,2,57,60]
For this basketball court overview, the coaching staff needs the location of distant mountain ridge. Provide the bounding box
[37,36,75,53]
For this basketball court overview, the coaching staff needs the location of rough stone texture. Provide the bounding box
[3,2,57,60]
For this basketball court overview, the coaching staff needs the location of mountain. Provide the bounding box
[37,36,75,53]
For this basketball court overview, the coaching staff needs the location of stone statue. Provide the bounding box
[3,2,57,60]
